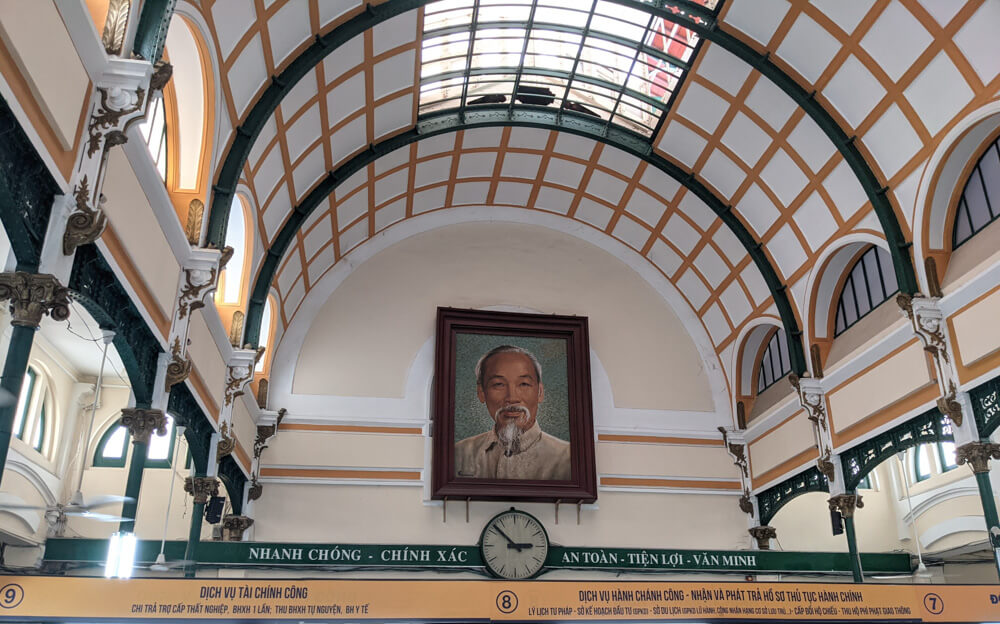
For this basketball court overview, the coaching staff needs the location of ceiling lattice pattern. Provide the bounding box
[196,0,1000,378]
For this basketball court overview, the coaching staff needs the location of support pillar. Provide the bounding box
[118,407,166,530]
[829,493,864,583]
[183,475,218,578]
[956,441,1000,581]
[0,273,70,485]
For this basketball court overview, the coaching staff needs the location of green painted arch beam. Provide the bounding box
[240,107,808,376]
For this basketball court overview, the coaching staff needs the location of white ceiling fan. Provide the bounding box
[0,494,132,523]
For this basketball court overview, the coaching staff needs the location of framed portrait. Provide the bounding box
[431,307,597,502]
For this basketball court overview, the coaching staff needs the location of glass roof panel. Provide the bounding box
[419,0,720,139]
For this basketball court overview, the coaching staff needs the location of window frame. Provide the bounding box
[755,328,791,394]
[833,245,898,337]
[952,136,1000,249]
[139,94,168,181]
[217,194,251,306]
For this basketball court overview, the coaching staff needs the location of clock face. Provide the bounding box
[480,509,549,579]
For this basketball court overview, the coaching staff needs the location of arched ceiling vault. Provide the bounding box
[197,0,996,375]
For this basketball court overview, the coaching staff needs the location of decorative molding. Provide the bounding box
[828,493,863,519]
[249,408,285,502]
[0,273,70,328]
[86,86,144,158]
[228,311,244,348]
[63,176,107,255]
[256,379,268,409]
[224,360,253,407]
[177,266,217,320]
[164,336,191,391]
[185,199,204,246]
[215,421,234,460]
[184,476,219,505]
[120,407,167,445]
[101,0,131,56]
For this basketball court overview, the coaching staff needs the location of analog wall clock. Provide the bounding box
[480,508,550,579]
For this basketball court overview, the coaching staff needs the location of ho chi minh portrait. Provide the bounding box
[454,343,571,481]
[432,308,598,503]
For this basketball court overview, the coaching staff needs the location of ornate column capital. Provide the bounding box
[0,273,71,328]
[828,493,864,519]
[120,407,167,445]
[748,525,777,550]
[956,441,1000,474]
[221,515,254,541]
[184,476,219,504]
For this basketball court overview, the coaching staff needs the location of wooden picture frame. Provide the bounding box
[432,307,597,502]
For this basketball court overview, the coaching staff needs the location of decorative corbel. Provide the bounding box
[216,421,235,459]
[177,266,218,320]
[249,409,285,502]
[897,293,966,428]
[790,373,835,482]
[63,177,108,255]
[224,360,254,407]
[120,407,167,445]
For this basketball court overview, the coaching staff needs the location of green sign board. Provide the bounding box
[44,539,910,575]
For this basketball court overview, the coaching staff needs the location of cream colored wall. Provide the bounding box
[266,431,423,469]
[187,310,226,412]
[748,411,813,479]
[102,149,181,321]
[291,223,713,412]
[253,484,747,550]
[951,287,1000,367]
[0,0,88,150]
[826,341,933,433]
[825,300,905,369]
[596,442,738,480]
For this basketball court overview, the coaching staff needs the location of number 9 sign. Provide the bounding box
[0,584,23,609]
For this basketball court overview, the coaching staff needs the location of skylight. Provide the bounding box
[418,0,718,138]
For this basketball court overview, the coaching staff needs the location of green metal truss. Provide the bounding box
[839,407,952,492]
[756,465,828,526]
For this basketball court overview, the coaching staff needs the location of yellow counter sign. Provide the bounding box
[0,577,998,622]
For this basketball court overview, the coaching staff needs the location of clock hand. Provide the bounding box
[494,527,524,552]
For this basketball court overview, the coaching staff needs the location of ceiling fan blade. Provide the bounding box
[148,560,194,571]
[64,511,128,522]
[80,495,134,509]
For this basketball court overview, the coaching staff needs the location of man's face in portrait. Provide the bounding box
[477,351,545,435]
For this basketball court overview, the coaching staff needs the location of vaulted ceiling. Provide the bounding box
[193,0,1000,383]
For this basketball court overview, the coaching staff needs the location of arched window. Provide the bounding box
[833,246,898,336]
[219,196,248,304]
[94,415,176,468]
[953,135,1000,247]
[756,329,790,394]
[910,441,957,483]
[255,296,274,373]
[139,95,168,180]
[13,367,48,454]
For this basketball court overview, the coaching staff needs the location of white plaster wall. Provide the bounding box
[291,222,713,412]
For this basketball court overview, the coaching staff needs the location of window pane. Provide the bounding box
[979,146,1000,216]
[222,197,247,303]
[102,427,128,459]
[914,445,931,480]
[148,416,174,461]
[940,441,957,470]
[256,298,274,373]
[31,404,44,451]
[964,172,992,232]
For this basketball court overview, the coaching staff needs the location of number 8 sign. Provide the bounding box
[0,584,23,609]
